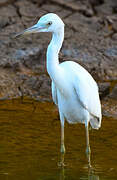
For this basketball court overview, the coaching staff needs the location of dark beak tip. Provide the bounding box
[12,32,25,39]
[13,34,20,39]
[9,32,21,40]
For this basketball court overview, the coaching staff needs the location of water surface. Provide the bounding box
[0,98,116,180]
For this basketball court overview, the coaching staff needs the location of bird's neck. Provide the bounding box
[47,28,64,82]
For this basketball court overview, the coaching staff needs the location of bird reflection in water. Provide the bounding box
[59,165,100,180]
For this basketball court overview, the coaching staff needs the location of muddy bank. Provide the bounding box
[0,0,117,116]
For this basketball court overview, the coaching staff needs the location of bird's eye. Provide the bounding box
[47,21,52,26]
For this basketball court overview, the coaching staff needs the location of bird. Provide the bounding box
[15,13,102,167]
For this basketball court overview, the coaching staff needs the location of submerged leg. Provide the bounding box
[85,120,91,167]
[59,112,65,166]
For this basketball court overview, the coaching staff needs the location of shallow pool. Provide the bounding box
[0,97,116,180]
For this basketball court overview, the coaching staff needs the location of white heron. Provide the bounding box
[15,13,102,166]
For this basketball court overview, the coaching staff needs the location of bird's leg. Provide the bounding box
[61,124,65,154]
[58,113,65,167]
[85,121,91,167]
[60,124,65,166]
[86,124,91,154]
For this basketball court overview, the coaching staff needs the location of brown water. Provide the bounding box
[0,97,116,180]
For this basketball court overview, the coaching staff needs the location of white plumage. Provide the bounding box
[16,13,102,166]
[52,61,101,128]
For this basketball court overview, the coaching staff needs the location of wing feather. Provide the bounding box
[52,81,58,105]
[73,67,102,128]
[60,61,102,128]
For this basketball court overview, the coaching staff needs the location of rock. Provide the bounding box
[109,85,117,100]
[49,0,87,12]
[98,82,110,99]
[95,0,117,16]
[112,33,117,40]
[41,4,62,12]
[0,0,15,7]
[15,0,46,18]
[0,17,9,29]
[0,5,17,17]
[105,47,117,57]
[31,0,45,6]
[89,0,104,6]
[0,0,117,103]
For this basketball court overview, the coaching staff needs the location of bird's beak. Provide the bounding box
[14,24,42,38]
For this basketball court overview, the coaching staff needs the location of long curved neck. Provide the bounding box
[46,27,64,83]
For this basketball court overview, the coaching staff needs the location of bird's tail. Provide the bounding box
[90,116,101,130]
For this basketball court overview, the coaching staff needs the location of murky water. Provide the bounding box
[0,97,116,180]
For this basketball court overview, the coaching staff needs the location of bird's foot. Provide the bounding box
[58,161,66,167]
[58,147,65,167]
[58,154,66,167]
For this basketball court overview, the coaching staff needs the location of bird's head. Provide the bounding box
[15,13,64,38]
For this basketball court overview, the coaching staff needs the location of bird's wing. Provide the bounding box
[60,61,101,120]
[52,81,58,105]
[74,71,102,123]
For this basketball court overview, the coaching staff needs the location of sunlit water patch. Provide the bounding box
[0,97,116,180]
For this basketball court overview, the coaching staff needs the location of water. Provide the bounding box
[0,97,116,180]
